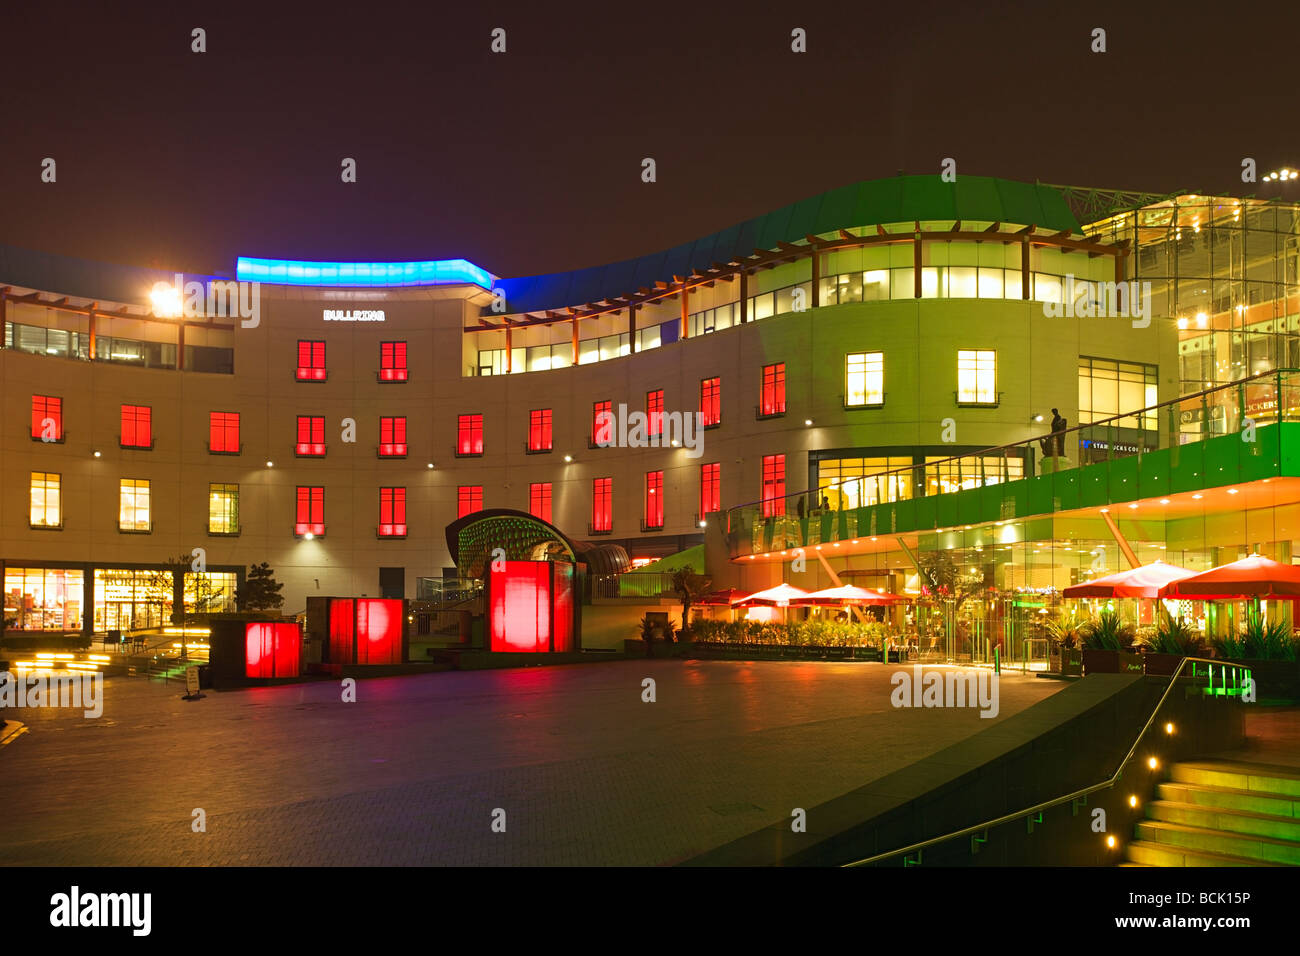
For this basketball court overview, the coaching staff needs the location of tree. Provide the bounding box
[239,562,284,612]
[669,565,712,643]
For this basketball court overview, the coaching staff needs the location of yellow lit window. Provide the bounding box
[209,483,240,534]
[119,479,151,532]
[30,472,61,528]
[845,352,884,406]
[957,349,996,404]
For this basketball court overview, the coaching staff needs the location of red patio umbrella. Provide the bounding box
[796,585,905,605]
[732,583,809,606]
[697,588,751,606]
[1162,554,1300,599]
[1062,561,1196,599]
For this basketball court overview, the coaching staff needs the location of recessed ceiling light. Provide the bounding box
[1192,493,1203,500]
[1227,488,1239,495]
[1159,498,1170,504]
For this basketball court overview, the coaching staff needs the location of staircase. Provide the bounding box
[1125,760,1300,866]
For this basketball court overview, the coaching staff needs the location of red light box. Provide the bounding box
[488,560,576,653]
[245,622,301,678]
[326,597,403,665]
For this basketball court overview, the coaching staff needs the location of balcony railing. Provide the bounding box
[725,368,1300,559]
[590,571,675,600]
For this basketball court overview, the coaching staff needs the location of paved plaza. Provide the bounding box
[0,660,1060,865]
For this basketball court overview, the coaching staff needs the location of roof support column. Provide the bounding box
[177,322,185,370]
[1021,236,1031,300]
[680,285,689,339]
[0,288,6,348]
[810,246,820,308]
[627,305,636,351]
[88,304,96,359]
[739,271,748,323]
[506,324,514,373]
[568,319,576,366]
[913,228,923,298]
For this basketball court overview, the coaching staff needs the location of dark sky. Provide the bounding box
[1,0,1296,280]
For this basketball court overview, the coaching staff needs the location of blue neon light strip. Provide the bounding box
[236,256,494,290]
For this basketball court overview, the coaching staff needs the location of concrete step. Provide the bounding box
[1171,761,1300,798]
[1148,800,1300,842]
[1126,840,1274,867]
[1158,781,1300,818]
[1134,819,1300,865]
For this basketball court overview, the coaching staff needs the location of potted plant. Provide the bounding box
[1138,611,1204,675]
[1046,609,1085,675]
[1211,611,1300,700]
[1080,610,1143,674]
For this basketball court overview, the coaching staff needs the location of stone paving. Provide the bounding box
[0,660,1060,865]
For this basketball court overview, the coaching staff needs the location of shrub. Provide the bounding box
[1080,610,1135,651]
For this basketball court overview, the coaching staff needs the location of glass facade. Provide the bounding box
[5,568,83,631]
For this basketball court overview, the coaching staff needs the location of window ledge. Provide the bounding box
[118,526,153,534]
[29,523,64,531]
[524,445,553,455]
[207,530,241,537]
[208,445,243,455]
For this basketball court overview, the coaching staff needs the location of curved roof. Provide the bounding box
[0,243,224,308]
[496,176,1079,315]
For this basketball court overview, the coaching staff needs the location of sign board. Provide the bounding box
[185,666,200,697]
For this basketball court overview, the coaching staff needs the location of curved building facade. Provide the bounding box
[1,175,1296,636]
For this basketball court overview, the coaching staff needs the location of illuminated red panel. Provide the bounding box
[552,562,574,653]
[356,599,403,664]
[245,622,301,678]
[329,598,355,664]
[490,561,550,653]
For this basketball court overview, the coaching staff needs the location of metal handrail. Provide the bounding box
[728,366,1299,516]
[841,656,1252,867]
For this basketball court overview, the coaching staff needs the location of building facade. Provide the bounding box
[2,175,1297,638]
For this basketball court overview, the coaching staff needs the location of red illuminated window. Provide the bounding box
[457,414,483,456]
[379,416,407,457]
[529,482,552,522]
[295,416,326,456]
[379,341,408,382]
[761,454,786,517]
[31,395,63,441]
[592,400,612,446]
[209,411,240,453]
[700,462,720,517]
[458,485,483,518]
[528,408,553,452]
[592,477,612,533]
[296,340,327,381]
[295,485,325,536]
[379,487,407,537]
[644,470,664,530]
[761,363,786,417]
[647,389,664,437]
[120,404,152,449]
[700,377,720,427]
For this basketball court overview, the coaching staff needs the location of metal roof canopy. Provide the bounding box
[494,176,1081,316]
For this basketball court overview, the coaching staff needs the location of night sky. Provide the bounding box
[1,1,1296,281]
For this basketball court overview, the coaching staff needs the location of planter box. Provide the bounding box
[1216,658,1300,701]
[1141,651,1187,676]
[1054,648,1083,676]
[1082,648,1144,675]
